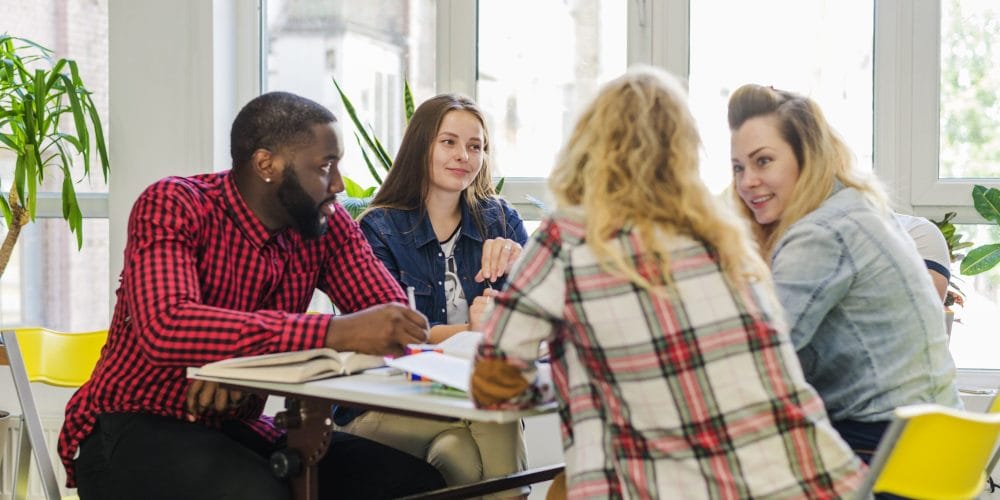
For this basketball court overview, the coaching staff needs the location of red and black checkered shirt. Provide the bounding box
[58,171,405,486]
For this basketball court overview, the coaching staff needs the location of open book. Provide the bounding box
[197,348,385,383]
[386,331,483,392]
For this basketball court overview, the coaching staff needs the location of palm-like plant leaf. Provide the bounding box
[404,80,414,123]
[0,35,109,253]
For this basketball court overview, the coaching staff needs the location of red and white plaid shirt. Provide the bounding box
[476,210,866,499]
[58,171,405,486]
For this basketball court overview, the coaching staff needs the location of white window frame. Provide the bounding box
[878,0,1000,222]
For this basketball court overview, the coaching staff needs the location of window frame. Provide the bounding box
[880,0,1000,222]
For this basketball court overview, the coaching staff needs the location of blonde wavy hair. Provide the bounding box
[549,66,770,290]
[728,84,888,257]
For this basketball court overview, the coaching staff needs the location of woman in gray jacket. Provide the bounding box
[728,83,961,463]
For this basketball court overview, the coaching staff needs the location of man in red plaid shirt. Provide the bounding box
[59,91,445,499]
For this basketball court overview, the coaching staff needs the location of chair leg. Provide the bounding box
[13,417,31,500]
[3,330,63,500]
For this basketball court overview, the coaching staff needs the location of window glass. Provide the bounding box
[0,0,110,195]
[0,219,110,330]
[265,0,436,188]
[940,0,1000,179]
[688,1,874,193]
[477,0,627,179]
[947,223,1000,369]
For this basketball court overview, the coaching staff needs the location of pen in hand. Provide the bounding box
[406,286,429,343]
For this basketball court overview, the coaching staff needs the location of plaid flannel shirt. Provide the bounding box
[58,172,405,486]
[475,210,865,499]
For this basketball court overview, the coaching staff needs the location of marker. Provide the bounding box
[407,286,416,310]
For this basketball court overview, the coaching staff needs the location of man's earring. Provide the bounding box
[265,178,272,183]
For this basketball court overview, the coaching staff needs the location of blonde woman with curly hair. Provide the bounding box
[729,84,960,463]
[470,66,865,499]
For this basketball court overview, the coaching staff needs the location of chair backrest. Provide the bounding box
[855,403,1000,500]
[1,327,108,500]
[10,327,107,386]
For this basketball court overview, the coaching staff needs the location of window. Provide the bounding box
[475,0,626,216]
[476,0,627,181]
[265,0,436,189]
[939,0,1000,180]
[688,0,874,193]
[257,1,1000,370]
[947,224,1000,370]
[0,0,110,330]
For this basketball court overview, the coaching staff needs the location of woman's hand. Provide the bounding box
[469,288,498,331]
[475,237,522,284]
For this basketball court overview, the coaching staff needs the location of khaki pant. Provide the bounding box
[337,410,527,498]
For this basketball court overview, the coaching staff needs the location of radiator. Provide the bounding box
[0,414,74,500]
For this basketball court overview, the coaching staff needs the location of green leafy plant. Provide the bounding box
[331,78,503,219]
[332,78,412,219]
[961,184,1000,275]
[931,184,1000,308]
[0,35,109,279]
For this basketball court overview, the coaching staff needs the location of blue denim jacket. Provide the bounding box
[771,184,960,422]
[359,197,528,326]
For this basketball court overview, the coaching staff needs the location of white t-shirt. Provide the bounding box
[439,228,469,325]
[894,213,951,279]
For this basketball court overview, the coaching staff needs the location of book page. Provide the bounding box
[198,348,384,383]
[202,348,341,369]
[199,356,344,383]
[386,351,472,392]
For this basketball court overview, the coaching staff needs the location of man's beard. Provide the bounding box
[276,167,335,240]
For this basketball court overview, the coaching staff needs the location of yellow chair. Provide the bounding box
[854,403,1000,500]
[985,390,1000,492]
[1,327,107,500]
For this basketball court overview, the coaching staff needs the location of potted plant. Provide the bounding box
[931,184,1000,336]
[0,35,109,279]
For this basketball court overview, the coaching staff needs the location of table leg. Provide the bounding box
[272,397,335,500]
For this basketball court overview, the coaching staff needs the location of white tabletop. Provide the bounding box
[187,367,556,424]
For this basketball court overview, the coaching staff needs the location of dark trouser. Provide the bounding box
[831,419,890,465]
[832,419,907,500]
[75,412,445,500]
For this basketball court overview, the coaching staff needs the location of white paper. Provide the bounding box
[386,351,472,392]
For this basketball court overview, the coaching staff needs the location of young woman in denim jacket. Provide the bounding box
[336,94,528,493]
[728,84,961,463]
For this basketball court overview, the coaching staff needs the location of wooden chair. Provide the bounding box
[854,403,1000,500]
[1,327,107,500]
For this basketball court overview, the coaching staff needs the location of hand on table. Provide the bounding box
[325,302,429,356]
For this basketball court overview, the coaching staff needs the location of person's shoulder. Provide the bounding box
[793,186,877,230]
[894,213,938,239]
[358,206,412,232]
[546,207,585,243]
[473,195,515,216]
[138,172,220,208]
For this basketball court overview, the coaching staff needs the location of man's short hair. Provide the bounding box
[230,91,336,169]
